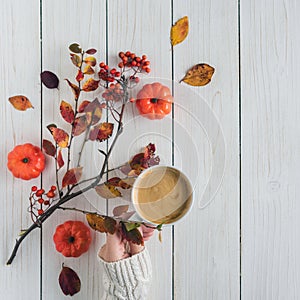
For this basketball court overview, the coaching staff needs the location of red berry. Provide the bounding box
[118,62,124,68]
[115,72,121,77]
[142,55,147,60]
[44,200,50,205]
[144,61,150,66]
[110,68,116,75]
[145,67,151,73]
[36,189,45,197]
[51,185,56,191]
[129,97,135,103]
[131,61,137,66]
[135,57,141,62]
[130,53,136,59]
[125,51,131,57]
[134,77,140,83]
[104,65,109,71]
[100,62,105,68]
[38,198,44,204]
[118,52,125,58]
[31,186,37,192]
[46,191,55,198]
[38,209,44,215]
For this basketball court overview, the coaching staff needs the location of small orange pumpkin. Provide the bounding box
[7,143,45,180]
[53,220,92,258]
[135,82,173,120]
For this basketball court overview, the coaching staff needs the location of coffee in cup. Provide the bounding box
[132,165,193,225]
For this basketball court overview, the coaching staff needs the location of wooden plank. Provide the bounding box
[0,0,41,299]
[173,1,240,299]
[106,1,173,299]
[41,1,107,299]
[241,1,300,299]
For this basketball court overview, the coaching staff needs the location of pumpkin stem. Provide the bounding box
[150,98,158,103]
[68,236,75,243]
[22,157,29,163]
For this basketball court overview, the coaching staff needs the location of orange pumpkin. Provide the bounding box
[135,82,173,120]
[53,220,92,258]
[7,143,45,180]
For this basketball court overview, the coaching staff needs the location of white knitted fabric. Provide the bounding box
[98,248,152,300]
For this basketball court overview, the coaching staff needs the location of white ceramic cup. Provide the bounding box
[131,165,193,225]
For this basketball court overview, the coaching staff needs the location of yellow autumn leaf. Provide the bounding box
[170,16,189,46]
[9,95,34,111]
[86,213,116,234]
[180,64,215,86]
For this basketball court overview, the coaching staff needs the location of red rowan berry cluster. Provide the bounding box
[29,185,57,222]
[118,51,151,74]
[98,62,121,82]
[102,83,124,101]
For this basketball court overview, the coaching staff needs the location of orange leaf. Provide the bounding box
[60,100,75,124]
[86,214,116,234]
[65,79,80,99]
[83,65,94,75]
[95,183,121,199]
[84,56,96,67]
[42,139,56,157]
[62,167,83,188]
[180,63,215,86]
[57,149,64,169]
[72,116,88,136]
[82,78,99,92]
[9,95,33,111]
[89,122,114,141]
[78,100,91,113]
[170,16,189,46]
[49,127,69,148]
[76,70,84,82]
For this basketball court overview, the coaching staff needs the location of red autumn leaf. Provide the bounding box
[62,167,83,188]
[60,100,75,124]
[89,122,114,142]
[48,127,69,148]
[72,116,88,136]
[84,56,96,67]
[83,65,94,75]
[59,265,81,296]
[65,79,80,99]
[41,71,59,89]
[42,139,56,157]
[78,100,90,113]
[86,214,117,234]
[57,149,64,169]
[76,70,84,82]
[120,222,144,246]
[86,48,97,55]
[82,78,99,92]
[70,54,82,67]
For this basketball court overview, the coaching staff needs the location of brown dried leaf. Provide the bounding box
[65,79,80,99]
[57,149,64,169]
[60,100,75,124]
[113,205,129,217]
[70,54,81,67]
[42,139,56,157]
[86,214,116,234]
[171,16,189,46]
[82,78,99,92]
[62,167,83,188]
[49,127,69,148]
[95,183,121,199]
[59,265,81,296]
[86,48,97,55]
[120,222,144,246]
[72,116,88,136]
[9,95,33,111]
[89,122,114,142]
[180,64,215,86]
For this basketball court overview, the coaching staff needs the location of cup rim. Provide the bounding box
[131,165,194,226]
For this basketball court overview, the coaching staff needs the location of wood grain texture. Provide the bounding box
[107,1,173,299]
[173,0,240,299]
[41,1,107,299]
[241,1,300,299]
[0,0,41,298]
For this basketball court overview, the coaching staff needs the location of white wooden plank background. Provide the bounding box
[1,0,299,299]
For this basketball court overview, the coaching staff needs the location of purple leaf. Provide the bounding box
[41,71,59,89]
[86,48,97,55]
[59,265,81,296]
